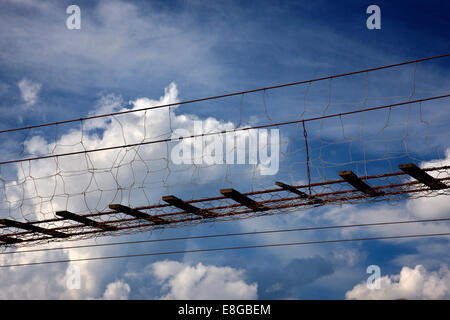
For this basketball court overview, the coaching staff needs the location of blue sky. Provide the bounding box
[0,0,449,300]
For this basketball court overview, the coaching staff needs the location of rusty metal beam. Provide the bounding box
[275,181,324,204]
[220,188,269,212]
[338,171,384,196]
[109,204,169,225]
[399,163,448,190]
[0,218,69,238]
[56,211,117,231]
[162,196,217,217]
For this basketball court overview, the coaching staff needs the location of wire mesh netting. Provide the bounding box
[0,55,449,247]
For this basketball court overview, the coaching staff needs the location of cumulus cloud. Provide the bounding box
[345,264,450,300]
[153,260,257,300]
[101,280,131,300]
[126,260,258,300]
[0,249,69,299]
[0,244,126,300]
[17,77,41,107]
[2,82,281,223]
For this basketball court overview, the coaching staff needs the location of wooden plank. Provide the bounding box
[0,235,23,244]
[56,211,117,231]
[220,188,269,212]
[338,170,384,196]
[399,163,447,190]
[0,218,69,238]
[275,181,324,204]
[275,181,309,198]
[162,196,217,218]
[109,204,169,225]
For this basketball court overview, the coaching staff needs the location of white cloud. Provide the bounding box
[2,81,281,223]
[0,249,68,299]
[346,264,450,300]
[149,260,258,300]
[0,244,125,300]
[17,77,41,107]
[101,280,131,300]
